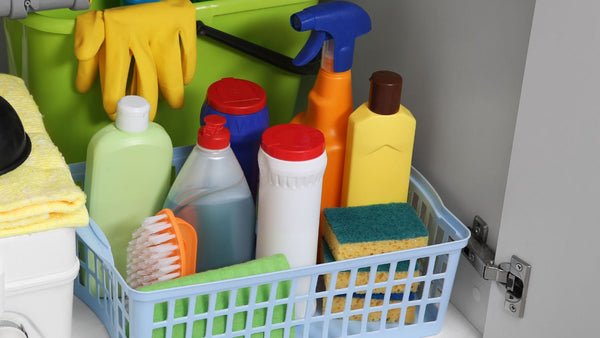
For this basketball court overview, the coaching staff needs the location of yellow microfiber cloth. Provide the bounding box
[0,74,88,238]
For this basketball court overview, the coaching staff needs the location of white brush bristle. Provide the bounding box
[126,213,186,289]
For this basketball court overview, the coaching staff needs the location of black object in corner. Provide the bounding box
[0,96,32,176]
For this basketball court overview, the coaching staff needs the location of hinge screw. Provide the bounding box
[515,263,523,272]
[509,304,517,313]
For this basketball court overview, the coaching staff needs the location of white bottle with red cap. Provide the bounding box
[255,123,327,318]
[163,114,256,273]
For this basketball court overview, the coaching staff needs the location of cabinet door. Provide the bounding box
[483,1,600,337]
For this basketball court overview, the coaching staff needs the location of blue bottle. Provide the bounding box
[200,77,269,201]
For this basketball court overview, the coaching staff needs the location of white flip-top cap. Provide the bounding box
[115,96,150,133]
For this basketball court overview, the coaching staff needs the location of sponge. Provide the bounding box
[319,239,420,294]
[322,203,428,261]
[326,292,417,323]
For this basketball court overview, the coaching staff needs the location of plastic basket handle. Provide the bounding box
[196,20,320,75]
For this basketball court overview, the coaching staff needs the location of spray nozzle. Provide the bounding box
[291,1,371,73]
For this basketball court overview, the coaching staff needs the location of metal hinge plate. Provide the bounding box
[462,216,531,318]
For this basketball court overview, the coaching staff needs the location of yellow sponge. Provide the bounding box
[319,239,420,295]
[323,203,428,261]
[326,293,416,323]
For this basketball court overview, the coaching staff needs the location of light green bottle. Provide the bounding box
[84,95,173,277]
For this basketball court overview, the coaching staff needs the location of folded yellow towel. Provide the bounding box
[0,74,88,238]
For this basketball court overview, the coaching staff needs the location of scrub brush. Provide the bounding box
[126,208,197,289]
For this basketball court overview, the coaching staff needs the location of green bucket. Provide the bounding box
[4,0,316,163]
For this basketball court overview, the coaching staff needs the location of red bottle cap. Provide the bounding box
[206,77,267,115]
[261,124,325,161]
[198,115,230,149]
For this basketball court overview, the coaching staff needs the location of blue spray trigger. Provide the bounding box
[292,30,328,67]
[290,1,371,73]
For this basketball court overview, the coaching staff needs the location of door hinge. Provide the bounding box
[462,216,531,318]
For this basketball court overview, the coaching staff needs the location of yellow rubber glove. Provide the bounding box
[75,0,197,121]
[75,10,105,94]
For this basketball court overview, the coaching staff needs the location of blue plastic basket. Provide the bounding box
[71,145,470,338]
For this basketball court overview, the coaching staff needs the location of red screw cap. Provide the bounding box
[198,115,230,149]
[261,124,325,161]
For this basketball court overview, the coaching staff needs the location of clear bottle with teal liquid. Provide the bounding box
[84,95,173,277]
[164,114,256,272]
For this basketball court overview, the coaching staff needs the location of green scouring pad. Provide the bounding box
[323,203,429,261]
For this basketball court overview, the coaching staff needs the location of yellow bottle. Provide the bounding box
[341,71,415,207]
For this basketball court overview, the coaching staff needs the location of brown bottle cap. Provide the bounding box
[368,71,403,115]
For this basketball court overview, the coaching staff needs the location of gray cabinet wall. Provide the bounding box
[352,1,600,337]
[350,1,535,332]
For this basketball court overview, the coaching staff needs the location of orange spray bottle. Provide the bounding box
[290,1,371,217]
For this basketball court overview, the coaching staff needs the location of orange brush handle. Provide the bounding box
[157,209,197,277]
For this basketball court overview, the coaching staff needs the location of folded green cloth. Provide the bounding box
[139,254,293,338]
